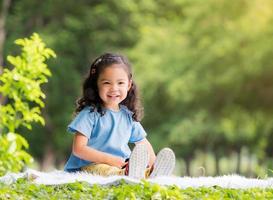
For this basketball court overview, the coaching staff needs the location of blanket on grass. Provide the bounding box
[0,169,272,189]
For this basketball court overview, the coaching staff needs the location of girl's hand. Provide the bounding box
[107,156,126,168]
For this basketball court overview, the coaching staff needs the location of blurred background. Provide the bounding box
[1,0,273,177]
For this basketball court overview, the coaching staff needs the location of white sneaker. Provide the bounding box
[149,148,175,178]
[128,143,149,179]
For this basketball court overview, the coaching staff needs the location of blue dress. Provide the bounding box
[64,105,146,172]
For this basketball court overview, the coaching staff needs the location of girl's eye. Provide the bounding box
[103,82,110,85]
[118,82,125,85]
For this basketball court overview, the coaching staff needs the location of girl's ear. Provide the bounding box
[128,79,133,91]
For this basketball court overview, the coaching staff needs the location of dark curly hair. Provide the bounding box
[75,53,144,121]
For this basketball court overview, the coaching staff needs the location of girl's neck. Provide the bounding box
[103,104,120,112]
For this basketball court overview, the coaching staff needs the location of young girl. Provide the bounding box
[64,53,175,179]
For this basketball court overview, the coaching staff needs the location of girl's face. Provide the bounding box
[97,64,132,111]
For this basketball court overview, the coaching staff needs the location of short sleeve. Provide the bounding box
[129,121,147,143]
[67,108,96,138]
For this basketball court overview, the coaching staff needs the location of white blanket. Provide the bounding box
[1,169,273,189]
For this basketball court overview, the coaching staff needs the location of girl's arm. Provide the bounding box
[72,132,126,168]
[136,138,156,167]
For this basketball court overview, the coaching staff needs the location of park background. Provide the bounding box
[0,0,273,178]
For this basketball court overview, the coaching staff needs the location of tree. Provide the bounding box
[0,33,56,175]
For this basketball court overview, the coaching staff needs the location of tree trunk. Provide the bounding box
[236,148,241,174]
[247,152,253,177]
[40,110,56,171]
[40,142,55,171]
[201,150,207,173]
[215,152,220,175]
[0,0,11,104]
[184,157,191,176]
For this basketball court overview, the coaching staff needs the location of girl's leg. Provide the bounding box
[149,148,175,178]
[81,164,125,176]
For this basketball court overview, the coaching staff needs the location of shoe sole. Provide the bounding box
[128,143,149,179]
[150,148,175,178]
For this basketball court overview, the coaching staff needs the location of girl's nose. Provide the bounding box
[110,84,118,91]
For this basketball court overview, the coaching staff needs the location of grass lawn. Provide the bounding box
[0,178,273,199]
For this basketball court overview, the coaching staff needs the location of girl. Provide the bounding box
[64,53,175,179]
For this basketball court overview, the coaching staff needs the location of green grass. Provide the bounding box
[0,178,273,199]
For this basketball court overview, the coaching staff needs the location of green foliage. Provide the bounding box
[129,0,273,175]
[0,180,273,199]
[3,0,273,175]
[0,33,56,175]
[4,0,143,164]
[0,133,32,174]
